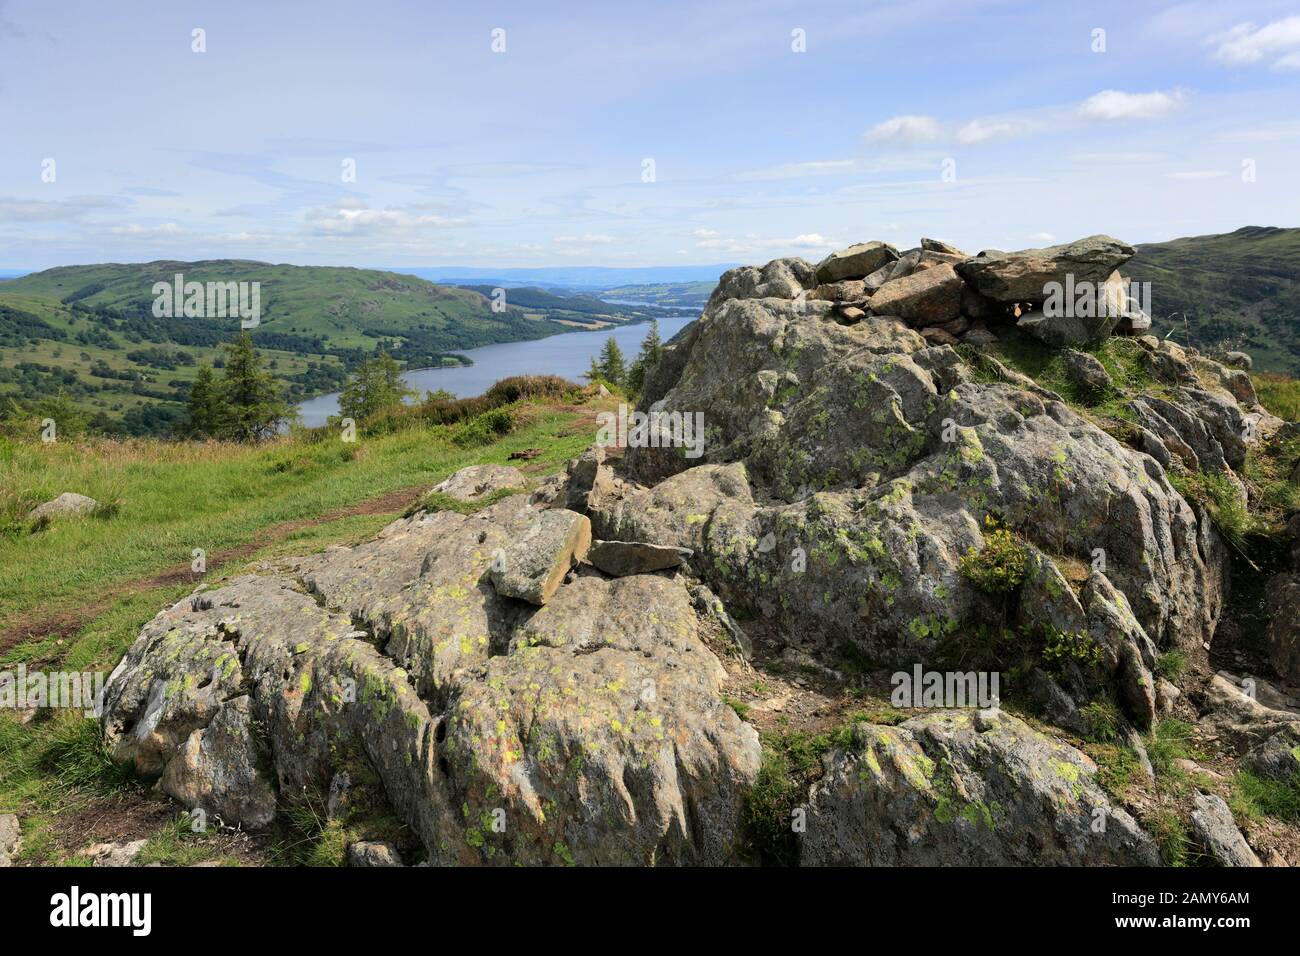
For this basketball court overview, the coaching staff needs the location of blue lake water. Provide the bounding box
[296,313,697,427]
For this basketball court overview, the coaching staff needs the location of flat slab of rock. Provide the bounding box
[1190,792,1261,867]
[957,235,1135,304]
[490,509,592,605]
[28,492,98,521]
[868,263,963,326]
[814,241,899,284]
[587,540,693,576]
[432,464,526,502]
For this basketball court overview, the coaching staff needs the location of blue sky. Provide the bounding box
[1,0,1298,270]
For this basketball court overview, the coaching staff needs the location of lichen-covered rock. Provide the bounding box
[867,263,964,326]
[432,464,527,502]
[1266,572,1300,684]
[489,509,592,605]
[1189,792,1260,867]
[814,241,899,284]
[956,235,1135,304]
[586,540,692,575]
[102,498,760,866]
[160,694,277,828]
[798,710,1159,866]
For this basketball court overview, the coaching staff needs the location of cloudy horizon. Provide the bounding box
[1,0,1299,271]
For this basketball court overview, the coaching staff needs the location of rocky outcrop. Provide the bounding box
[0,814,19,867]
[98,231,1296,868]
[102,488,761,866]
[798,710,1159,866]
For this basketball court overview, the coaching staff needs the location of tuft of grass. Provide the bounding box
[1080,698,1120,744]
[1154,649,1189,682]
[1147,808,1191,867]
[1168,470,1253,552]
[1146,718,1195,778]
[1088,744,1140,801]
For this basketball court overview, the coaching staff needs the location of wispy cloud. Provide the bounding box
[1208,16,1300,68]
[865,115,945,145]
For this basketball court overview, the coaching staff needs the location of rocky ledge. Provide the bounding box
[100,234,1300,866]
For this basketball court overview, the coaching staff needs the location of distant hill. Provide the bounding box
[0,260,576,435]
[1127,226,1300,374]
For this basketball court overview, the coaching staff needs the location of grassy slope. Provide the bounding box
[1128,225,1300,374]
[2,260,558,349]
[0,395,605,865]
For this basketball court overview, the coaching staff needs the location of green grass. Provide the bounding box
[1253,371,1300,421]
[1230,770,1300,824]
[0,397,600,864]
[1146,718,1196,778]
[1147,808,1191,867]
[0,399,596,635]
[1080,699,1120,744]
[1167,470,1254,551]
[1154,649,1189,682]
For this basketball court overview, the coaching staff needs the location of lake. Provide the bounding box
[296,313,697,427]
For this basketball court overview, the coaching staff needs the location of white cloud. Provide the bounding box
[1272,50,1300,72]
[1209,16,1300,67]
[865,115,944,145]
[304,200,465,236]
[735,159,857,181]
[108,222,186,237]
[1027,231,1056,242]
[1079,89,1186,121]
[955,119,1030,145]
[552,233,619,244]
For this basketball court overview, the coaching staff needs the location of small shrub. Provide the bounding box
[958,516,1028,594]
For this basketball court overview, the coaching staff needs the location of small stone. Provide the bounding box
[490,510,592,605]
[348,840,403,867]
[920,327,959,346]
[86,839,148,867]
[1063,349,1114,392]
[963,323,999,346]
[1223,351,1253,370]
[921,237,967,256]
[28,492,98,521]
[587,540,693,576]
[0,814,20,867]
[837,306,866,322]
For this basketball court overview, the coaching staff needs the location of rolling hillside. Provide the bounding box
[0,261,575,435]
[1127,226,1300,374]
